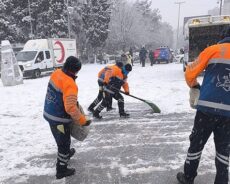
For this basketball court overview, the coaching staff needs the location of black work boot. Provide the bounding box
[56,164,75,179]
[93,111,102,119]
[69,148,75,158]
[87,106,94,113]
[177,172,194,184]
[120,112,130,118]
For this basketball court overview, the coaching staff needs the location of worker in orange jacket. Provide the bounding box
[93,61,132,119]
[88,65,114,113]
[177,27,230,184]
[43,56,91,179]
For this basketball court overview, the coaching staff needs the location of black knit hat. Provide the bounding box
[125,63,132,72]
[63,56,82,73]
[116,61,124,68]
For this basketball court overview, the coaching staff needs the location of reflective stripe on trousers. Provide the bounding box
[184,110,230,184]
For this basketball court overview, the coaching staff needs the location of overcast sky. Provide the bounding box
[129,0,220,29]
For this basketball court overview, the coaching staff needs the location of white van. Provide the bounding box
[17,38,77,78]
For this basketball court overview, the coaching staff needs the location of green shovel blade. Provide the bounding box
[145,100,161,113]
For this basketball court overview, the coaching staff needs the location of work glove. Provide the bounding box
[189,84,200,109]
[125,91,130,95]
[83,119,92,126]
[76,103,91,126]
[83,115,91,126]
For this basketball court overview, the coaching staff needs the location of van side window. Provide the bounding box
[45,51,51,59]
[35,52,44,63]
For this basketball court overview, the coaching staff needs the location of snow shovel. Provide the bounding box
[109,86,161,113]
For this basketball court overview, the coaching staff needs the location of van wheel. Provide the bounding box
[33,69,41,78]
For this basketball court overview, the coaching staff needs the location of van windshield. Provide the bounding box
[16,51,37,62]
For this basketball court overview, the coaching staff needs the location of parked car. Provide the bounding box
[153,47,173,64]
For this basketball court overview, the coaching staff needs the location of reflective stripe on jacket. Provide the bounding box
[185,40,230,117]
[43,69,86,125]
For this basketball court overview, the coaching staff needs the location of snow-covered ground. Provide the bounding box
[0,63,221,184]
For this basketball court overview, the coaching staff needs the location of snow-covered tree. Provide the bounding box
[30,0,51,38]
[30,0,68,38]
[134,0,161,46]
[157,22,174,47]
[82,0,111,50]
[47,0,68,38]
[0,0,173,56]
[135,0,152,17]
[0,0,69,42]
[106,0,135,51]
[106,0,163,52]
[71,2,86,44]
[0,0,28,42]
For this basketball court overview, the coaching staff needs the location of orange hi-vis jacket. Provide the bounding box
[103,64,129,93]
[43,69,87,125]
[97,65,113,83]
[185,39,230,117]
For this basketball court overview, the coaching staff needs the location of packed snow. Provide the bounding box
[0,63,220,184]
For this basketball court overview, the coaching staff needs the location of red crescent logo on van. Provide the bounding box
[54,41,65,63]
